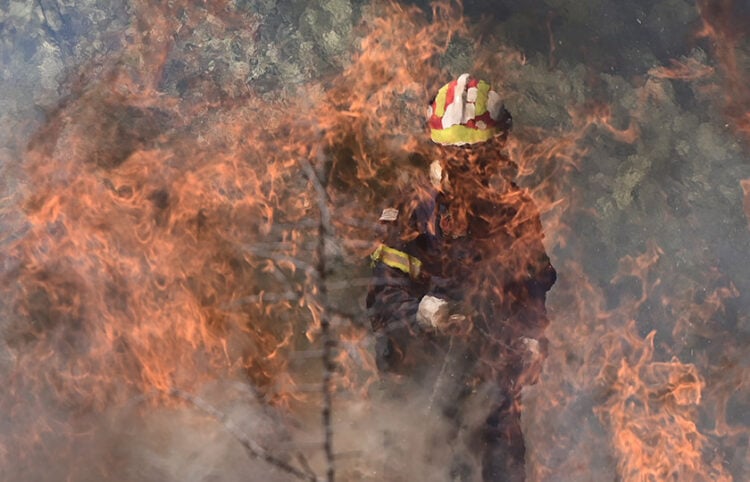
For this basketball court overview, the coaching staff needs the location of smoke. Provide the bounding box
[3,0,750,480]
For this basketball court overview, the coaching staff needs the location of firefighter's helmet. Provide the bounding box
[428,73,510,145]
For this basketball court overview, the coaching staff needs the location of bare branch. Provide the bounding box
[241,244,320,278]
[299,156,336,482]
[168,388,322,482]
[299,157,332,236]
[426,335,456,415]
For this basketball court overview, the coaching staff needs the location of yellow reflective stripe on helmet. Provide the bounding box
[474,80,491,116]
[434,82,450,118]
[430,124,496,145]
[370,244,422,279]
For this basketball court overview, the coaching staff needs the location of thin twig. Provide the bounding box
[299,158,332,234]
[426,335,455,414]
[242,245,320,278]
[168,388,321,482]
[222,291,302,309]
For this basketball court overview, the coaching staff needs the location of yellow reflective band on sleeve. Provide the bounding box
[370,244,422,279]
[474,80,491,116]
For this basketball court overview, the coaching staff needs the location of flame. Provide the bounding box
[0,0,474,476]
[2,0,750,480]
[595,325,717,481]
[648,57,716,81]
[696,0,750,140]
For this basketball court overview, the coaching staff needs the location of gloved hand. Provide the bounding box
[415,295,468,332]
[416,295,450,330]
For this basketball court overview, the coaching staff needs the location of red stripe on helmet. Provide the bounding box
[474,111,498,127]
[429,114,443,129]
[444,80,456,108]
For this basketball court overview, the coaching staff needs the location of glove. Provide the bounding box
[416,295,450,330]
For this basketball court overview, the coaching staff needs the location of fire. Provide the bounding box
[596,326,711,481]
[0,0,470,477]
[1,0,750,480]
[648,57,715,82]
[696,0,750,140]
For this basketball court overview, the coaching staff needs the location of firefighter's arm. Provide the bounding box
[366,261,427,371]
[369,243,457,331]
[415,293,467,331]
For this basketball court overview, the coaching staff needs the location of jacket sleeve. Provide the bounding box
[366,191,437,372]
[366,261,428,371]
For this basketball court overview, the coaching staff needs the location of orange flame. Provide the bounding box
[2,1,749,480]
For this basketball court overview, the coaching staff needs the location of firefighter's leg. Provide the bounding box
[480,392,526,482]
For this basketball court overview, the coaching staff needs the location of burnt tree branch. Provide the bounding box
[299,156,336,482]
[168,389,321,482]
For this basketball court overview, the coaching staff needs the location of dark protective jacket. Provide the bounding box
[367,152,556,374]
[366,146,556,481]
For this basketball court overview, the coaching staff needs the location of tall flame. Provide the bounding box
[1,0,749,480]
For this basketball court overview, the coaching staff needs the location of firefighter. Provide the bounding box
[367,73,556,481]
